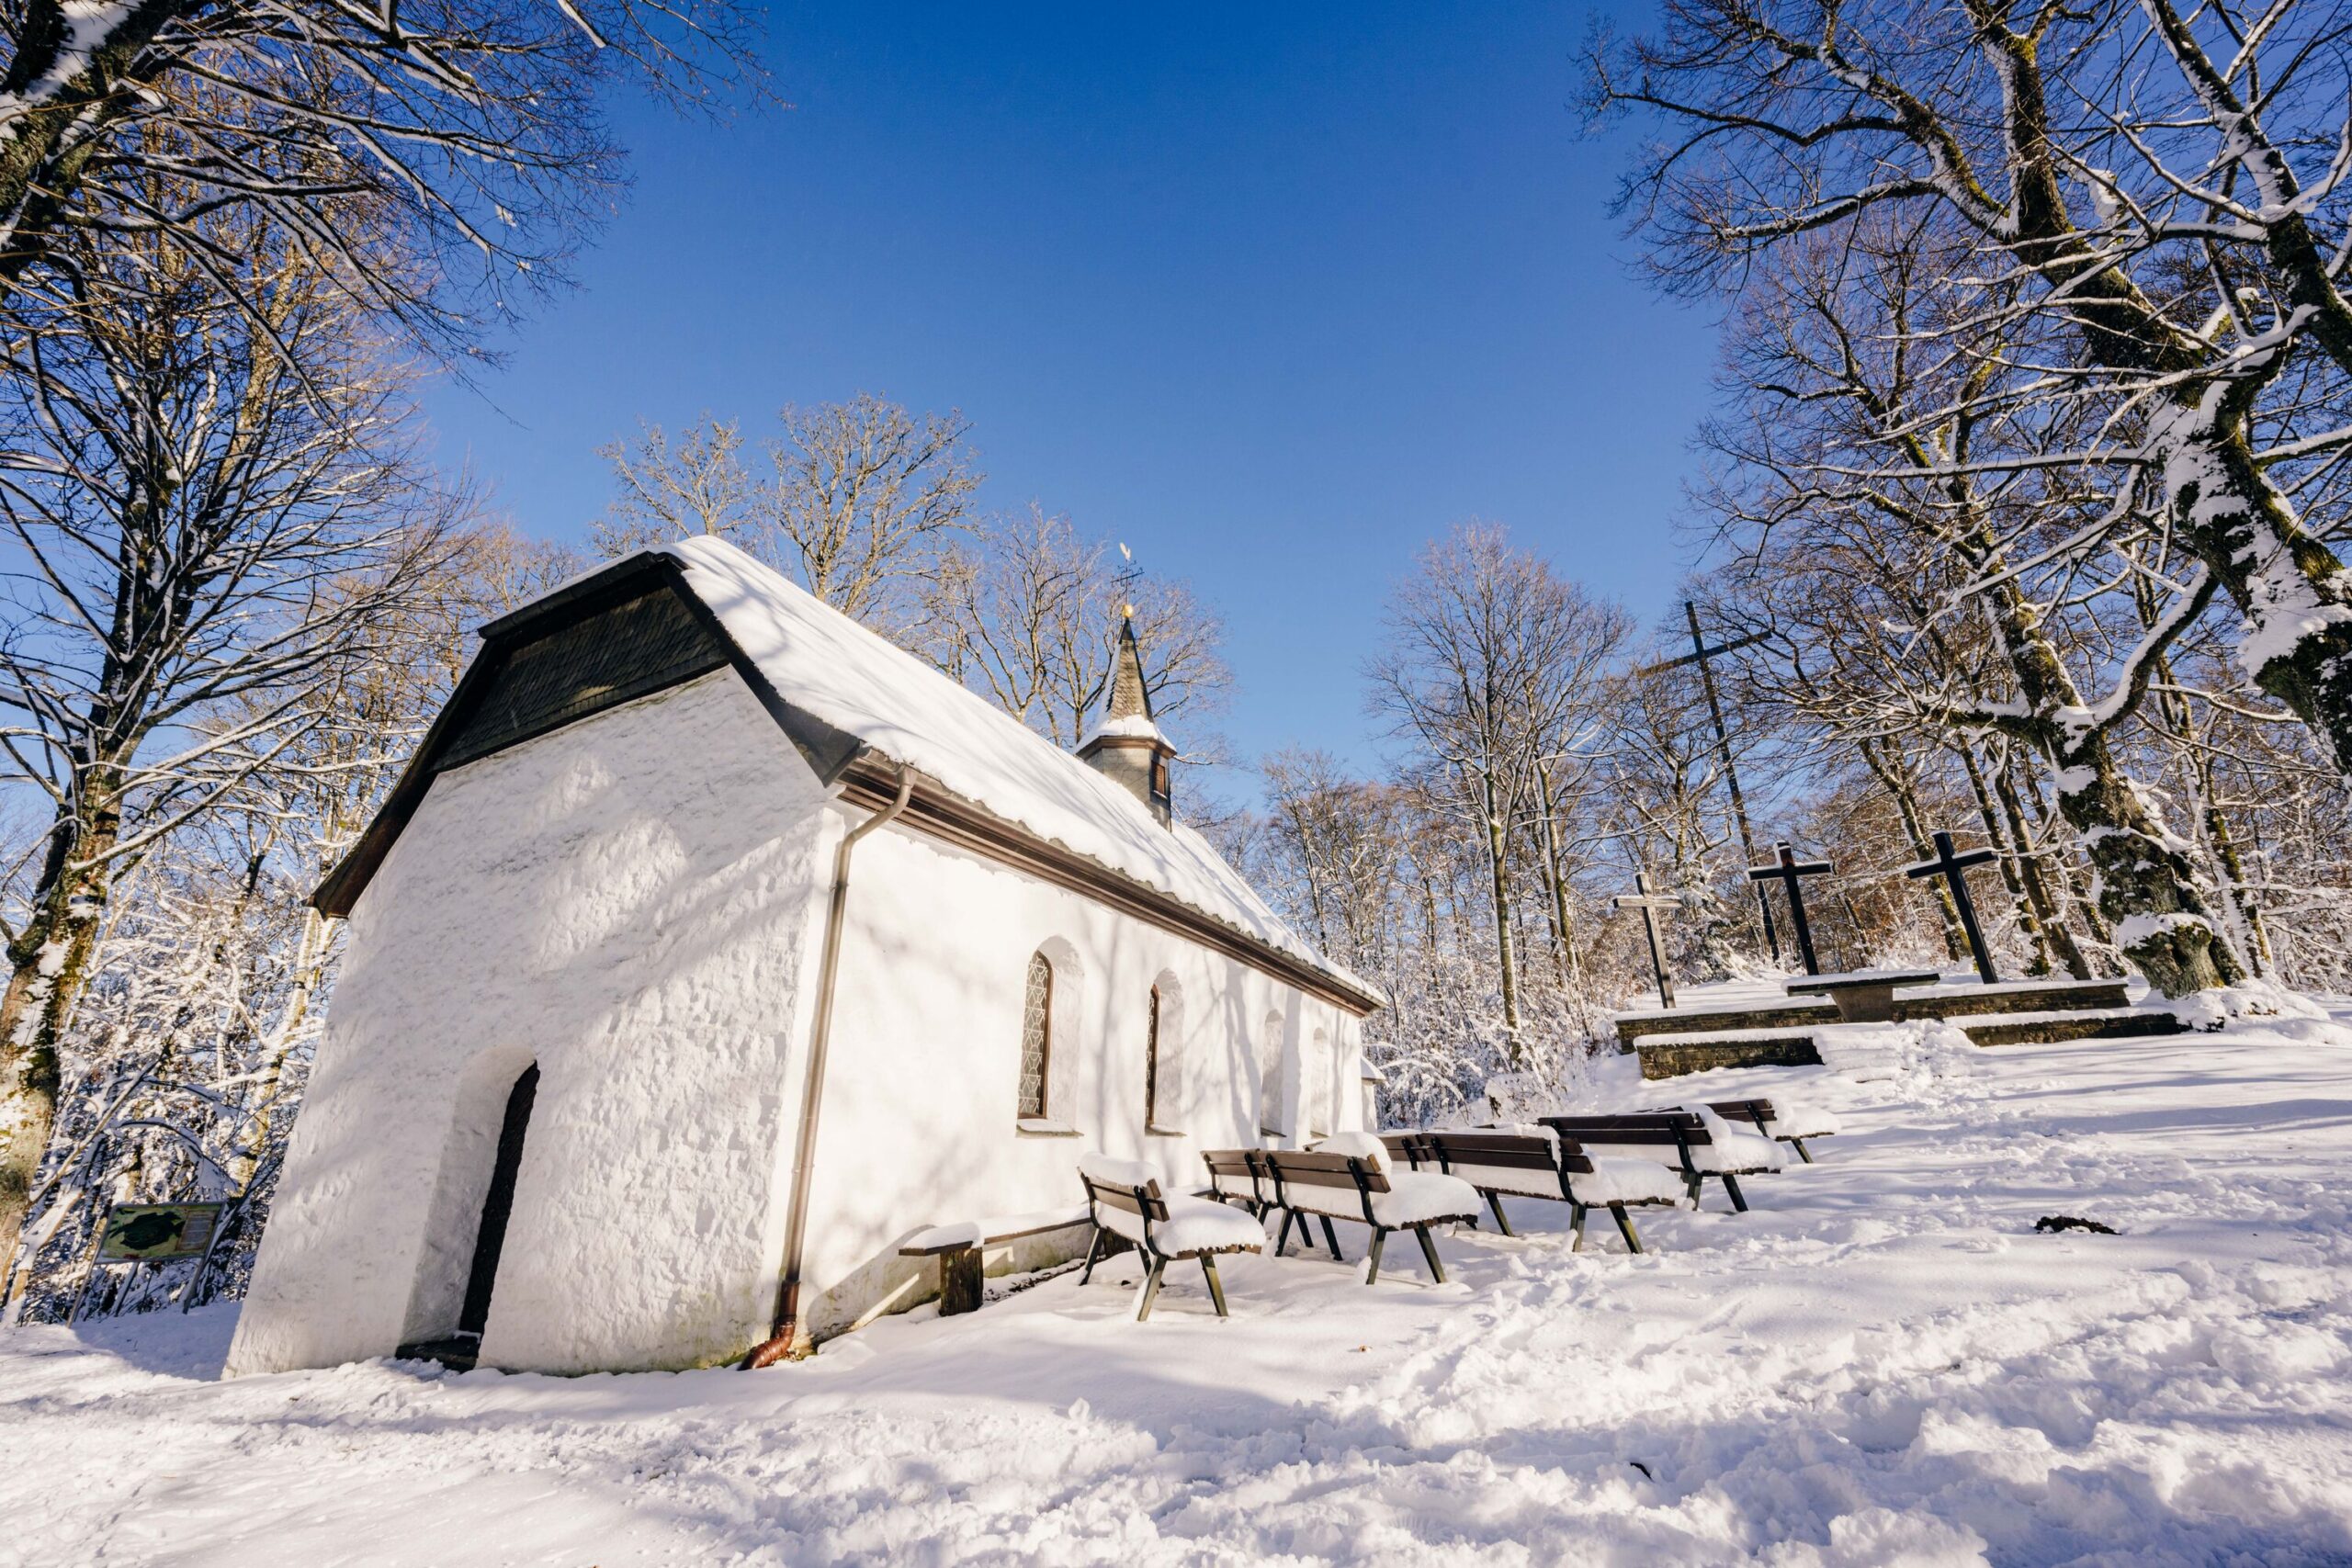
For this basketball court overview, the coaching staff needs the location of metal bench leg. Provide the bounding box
[1318,1214,1345,1260]
[1485,1190,1514,1237]
[1363,1229,1387,1285]
[1682,1171,1704,1206]
[1078,1225,1106,1285]
[1413,1223,1447,1284]
[1273,1210,1295,1257]
[1200,1255,1228,1317]
[1790,1138,1815,1164]
[1611,1204,1644,1255]
[1134,1258,1167,1322]
[1569,1202,1588,1252]
[1720,1173,1749,1213]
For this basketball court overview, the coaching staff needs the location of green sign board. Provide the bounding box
[96,1201,225,1263]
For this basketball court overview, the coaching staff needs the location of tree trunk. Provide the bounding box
[0,791,119,1282]
[1953,739,2056,976]
[2143,650,2276,981]
[2143,378,2352,792]
[2045,731,2241,996]
[1988,758,2091,979]
[1857,736,1965,964]
[1480,775,1521,1062]
[1532,760,1577,989]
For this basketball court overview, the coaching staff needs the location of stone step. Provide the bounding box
[1613,998,1839,1047]
[1892,978,2130,1022]
[1959,1009,2186,1047]
[1635,1028,1824,1080]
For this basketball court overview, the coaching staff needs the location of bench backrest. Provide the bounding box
[1200,1148,1264,1201]
[1430,1129,1599,1173]
[1261,1149,1391,1207]
[1539,1111,1711,1147]
[1380,1133,1430,1168]
[1703,1098,1777,1123]
[1080,1169,1170,1225]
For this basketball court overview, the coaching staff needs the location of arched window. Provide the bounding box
[1259,1012,1286,1138]
[1143,984,1163,1129]
[1018,951,1055,1120]
[1307,1028,1331,1138]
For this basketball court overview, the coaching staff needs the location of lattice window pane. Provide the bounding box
[1018,953,1053,1119]
[1143,986,1161,1128]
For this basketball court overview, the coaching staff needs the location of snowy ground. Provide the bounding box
[8,1000,2352,1566]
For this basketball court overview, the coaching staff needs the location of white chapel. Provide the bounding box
[225,536,1378,1376]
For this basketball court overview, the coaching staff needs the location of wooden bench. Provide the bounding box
[1411,1130,1686,1253]
[1260,1134,1480,1284]
[1538,1111,1782,1213]
[1076,1154,1265,1321]
[1200,1147,1274,1218]
[1704,1098,1838,1164]
[899,1207,1091,1316]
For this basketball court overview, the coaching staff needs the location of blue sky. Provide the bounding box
[424,3,1722,784]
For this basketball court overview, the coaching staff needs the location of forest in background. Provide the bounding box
[6,0,2352,1323]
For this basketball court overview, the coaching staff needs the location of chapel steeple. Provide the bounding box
[1078,611,1177,827]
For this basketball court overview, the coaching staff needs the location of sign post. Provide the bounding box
[69,1201,229,1321]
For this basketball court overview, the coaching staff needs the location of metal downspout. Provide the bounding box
[746,763,913,1368]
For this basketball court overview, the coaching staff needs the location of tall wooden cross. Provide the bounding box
[1747,841,1833,976]
[1639,603,1778,960]
[1610,871,1685,1010]
[1905,829,2000,984]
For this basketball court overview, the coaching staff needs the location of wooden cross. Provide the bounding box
[1905,829,2000,984]
[1610,871,1685,1010]
[1638,604,1779,961]
[1747,841,1833,976]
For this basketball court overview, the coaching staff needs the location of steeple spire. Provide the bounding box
[1105,610,1155,726]
[1078,610,1177,826]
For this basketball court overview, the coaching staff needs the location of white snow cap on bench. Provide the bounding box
[1758,1100,1840,1140]
[1080,1153,1264,1255]
[1692,1108,1786,1173]
[1079,1152,1161,1190]
[1314,1133,1394,1172]
[1302,1134,1479,1227]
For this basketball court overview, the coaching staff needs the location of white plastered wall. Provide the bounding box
[790,815,1367,1339]
[226,671,831,1376]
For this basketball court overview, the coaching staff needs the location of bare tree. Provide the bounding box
[0,0,764,344]
[1690,216,2244,993]
[593,418,752,551]
[1596,1,2352,787]
[596,395,983,635]
[930,504,1229,751]
[0,206,457,1275]
[1368,524,1627,1057]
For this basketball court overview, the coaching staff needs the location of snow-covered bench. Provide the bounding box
[1200,1147,1274,1217]
[1538,1111,1783,1213]
[1261,1134,1481,1285]
[1705,1098,1839,1164]
[1413,1128,1686,1253]
[899,1206,1091,1316]
[1076,1154,1265,1321]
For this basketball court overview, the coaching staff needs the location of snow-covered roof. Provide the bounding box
[663,536,1376,1007]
